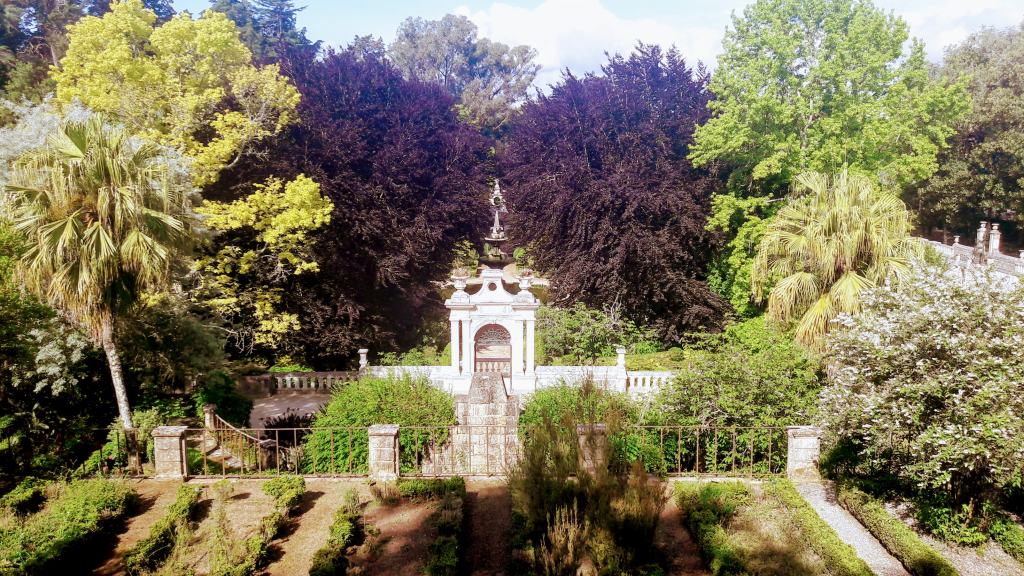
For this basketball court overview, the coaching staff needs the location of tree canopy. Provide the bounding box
[389,14,539,134]
[52,0,300,185]
[500,44,729,341]
[906,22,1024,236]
[690,0,969,192]
[205,45,491,366]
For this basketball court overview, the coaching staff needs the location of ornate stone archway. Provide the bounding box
[474,324,511,376]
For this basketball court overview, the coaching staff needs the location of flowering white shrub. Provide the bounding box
[822,265,1024,504]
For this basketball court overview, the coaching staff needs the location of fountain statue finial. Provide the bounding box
[488,180,507,241]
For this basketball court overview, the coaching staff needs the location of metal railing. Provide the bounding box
[171,424,790,479]
[627,426,787,477]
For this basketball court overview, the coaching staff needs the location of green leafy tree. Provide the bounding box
[4,115,193,432]
[194,174,333,352]
[660,316,821,428]
[0,0,83,103]
[822,266,1024,506]
[752,171,917,346]
[389,14,539,134]
[691,0,968,190]
[52,0,301,185]
[906,21,1024,235]
[693,0,969,315]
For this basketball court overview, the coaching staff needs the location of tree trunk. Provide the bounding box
[100,315,141,473]
[100,316,134,431]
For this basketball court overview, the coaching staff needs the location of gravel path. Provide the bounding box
[92,479,184,576]
[655,496,710,576]
[795,480,910,576]
[464,480,513,576]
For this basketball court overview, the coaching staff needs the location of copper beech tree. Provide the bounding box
[499,44,729,341]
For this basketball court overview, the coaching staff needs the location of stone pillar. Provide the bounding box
[358,348,369,370]
[953,235,961,245]
[203,404,217,429]
[450,320,460,372]
[615,346,628,393]
[525,319,536,374]
[463,323,474,374]
[511,320,525,375]
[152,425,189,479]
[786,426,822,481]
[368,424,399,482]
[577,424,609,476]
[989,223,1002,255]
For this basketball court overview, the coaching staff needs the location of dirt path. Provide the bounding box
[464,480,513,576]
[655,497,710,576]
[263,479,367,575]
[92,479,184,576]
[358,499,437,576]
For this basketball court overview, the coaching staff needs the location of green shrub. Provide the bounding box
[766,480,873,576]
[301,374,456,474]
[263,475,305,514]
[426,535,460,576]
[309,490,363,576]
[0,479,135,575]
[536,303,659,364]
[990,518,1024,562]
[193,370,253,428]
[75,408,165,476]
[124,484,202,575]
[837,485,958,576]
[675,482,749,576]
[425,489,465,575]
[397,477,466,501]
[0,477,45,515]
[914,500,988,546]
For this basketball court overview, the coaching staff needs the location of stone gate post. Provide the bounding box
[368,424,399,481]
[577,423,609,476]
[786,426,822,481]
[152,425,189,479]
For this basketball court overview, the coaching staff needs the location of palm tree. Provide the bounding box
[5,115,192,432]
[752,171,918,347]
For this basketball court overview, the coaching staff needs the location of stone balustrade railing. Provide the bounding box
[241,370,359,395]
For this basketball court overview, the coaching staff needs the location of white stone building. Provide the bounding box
[363,182,673,397]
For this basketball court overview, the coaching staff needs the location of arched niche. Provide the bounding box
[473,323,511,376]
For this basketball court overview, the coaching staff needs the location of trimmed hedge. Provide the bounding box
[264,475,306,514]
[210,477,305,576]
[425,481,466,576]
[309,490,363,576]
[837,485,958,576]
[674,481,749,576]
[766,480,874,576]
[124,484,202,575]
[398,477,467,501]
[0,479,136,575]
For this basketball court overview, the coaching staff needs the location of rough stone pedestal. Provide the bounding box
[368,424,399,481]
[786,426,822,481]
[203,404,217,429]
[577,423,609,476]
[152,425,189,479]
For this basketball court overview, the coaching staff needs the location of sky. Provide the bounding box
[172,0,1024,88]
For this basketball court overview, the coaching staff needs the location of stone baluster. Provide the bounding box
[358,348,369,371]
[989,223,1002,255]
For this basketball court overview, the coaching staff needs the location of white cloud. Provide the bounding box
[454,0,724,89]
[454,0,1024,91]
